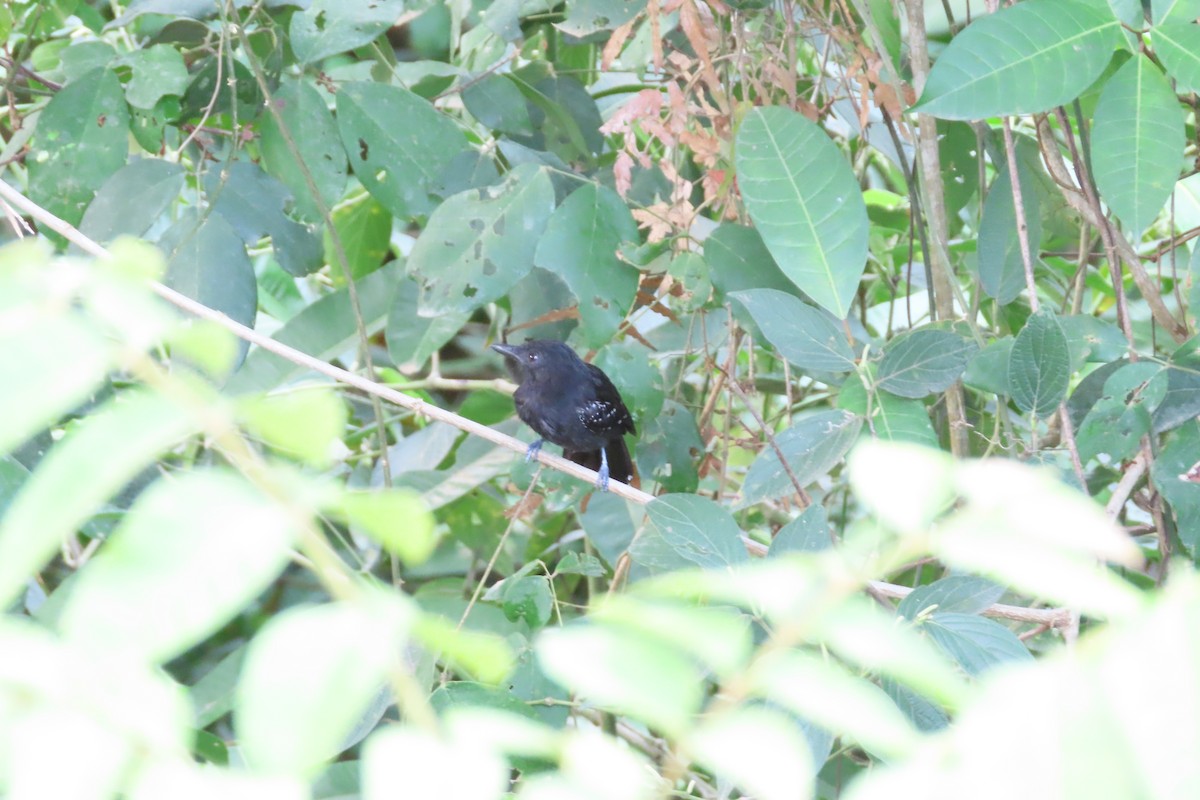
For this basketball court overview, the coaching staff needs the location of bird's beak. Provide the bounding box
[491,343,519,359]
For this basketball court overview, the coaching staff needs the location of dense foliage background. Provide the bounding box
[2,0,1200,797]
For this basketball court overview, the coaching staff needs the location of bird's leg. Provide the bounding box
[524,439,544,462]
[596,447,610,492]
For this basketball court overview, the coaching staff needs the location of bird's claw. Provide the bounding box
[595,462,611,492]
[524,439,544,463]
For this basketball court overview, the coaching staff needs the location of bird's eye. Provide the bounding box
[527,353,538,362]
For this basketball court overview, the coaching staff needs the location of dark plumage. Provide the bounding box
[492,340,636,491]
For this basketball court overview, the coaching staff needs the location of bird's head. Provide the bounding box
[491,339,577,383]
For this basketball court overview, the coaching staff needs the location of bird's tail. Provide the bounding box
[567,439,637,487]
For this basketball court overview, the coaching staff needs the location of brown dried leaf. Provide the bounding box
[602,15,640,70]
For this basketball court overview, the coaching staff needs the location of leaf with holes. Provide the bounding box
[337,81,468,220]
[408,164,555,317]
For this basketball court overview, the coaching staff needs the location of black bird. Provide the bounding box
[492,340,636,491]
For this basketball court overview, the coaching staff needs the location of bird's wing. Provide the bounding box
[581,363,636,435]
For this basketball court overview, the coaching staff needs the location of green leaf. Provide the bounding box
[537,623,705,737]
[897,576,1005,619]
[58,469,297,662]
[28,67,130,226]
[963,338,1013,396]
[914,0,1122,119]
[0,390,197,609]
[226,263,400,393]
[636,399,702,494]
[876,329,977,398]
[1091,54,1185,237]
[498,575,554,628]
[688,707,815,800]
[556,551,607,577]
[735,106,869,318]
[977,151,1042,305]
[121,44,189,109]
[1149,421,1200,555]
[633,494,750,571]
[239,388,348,467]
[923,613,1033,676]
[290,0,406,63]
[750,650,918,760]
[361,725,506,800]
[596,596,753,677]
[739,410,862,507]
[838,374,939,447]
[1155,22,1200,94]
[191,646,246,728]
[1152,0,1200,24]
[327,194,392,284]
[706,223,796,299]
[0,313,112,459]
[731,289,856,372]
[769,503,833,556]
[1076,362,1167,462]
[533,183,639,347]
[558,0,642,36]
[336,489,437,565]
[205,162,323,278]
[462,74,533,137]
[161,211,256,364]
[1059,315,1128,368]
[386,274,468,372]
[78,159,185,245]
[409,164,554,316]
[236,596,414,776]
[337,81,467,220]
[1008,309,1070,416]
[261,79,348,222]
[882,677,948,732]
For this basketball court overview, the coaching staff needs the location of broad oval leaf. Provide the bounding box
[735,107,868,318]
[29,67,130,226]
[1008,310,1070,416]
[78,159,184,245]
[337,81,468,220]
[838,374,939,447]
[739,410,862,508]
[58,469,297,662]
[290,0,406,64]
[0,390,195,609]
[923,613,1033,676]
[688,707,815,800]
[915,0,1121,120]
[236,596,414,777]
[533,183,639,347]
[261,79,348,222]
[732,289,856,372]
[537,623,705,738]
[877,329,978,399]
[1155,22,1200,94]
[1091,54,1186,237]
[161,211,256,365]
[637,494,750,571]
[408,164,555,316]
[897,576,1005,620]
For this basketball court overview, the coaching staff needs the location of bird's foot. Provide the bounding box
[524,439,544,463]
[596,449,611,492]
[595,464,611,492]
